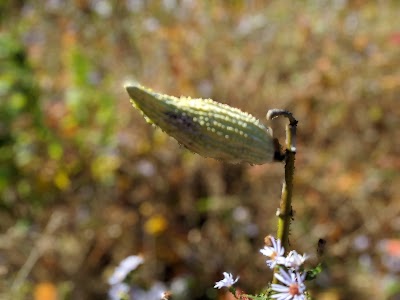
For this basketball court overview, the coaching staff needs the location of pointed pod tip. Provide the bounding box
[125,85,138,101]
[125,82,153,103]
[124,82,153,99]
[123,80,141,89]
[124,81,141,93]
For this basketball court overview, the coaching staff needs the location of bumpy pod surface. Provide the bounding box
[126,83,274,164]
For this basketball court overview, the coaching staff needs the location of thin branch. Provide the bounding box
[11,211,65,293]
[267,109,298,282]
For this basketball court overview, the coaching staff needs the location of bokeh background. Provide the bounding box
[1,1,399,299]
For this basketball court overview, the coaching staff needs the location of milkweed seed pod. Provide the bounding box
[125,83,275,165]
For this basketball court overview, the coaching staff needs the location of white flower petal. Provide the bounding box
[271,283,289,291]
[108,255,144,285]
[214,272,239,289]
[260,237,286,269]
[271,269,306,300]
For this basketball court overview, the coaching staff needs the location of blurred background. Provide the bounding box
[1,1,399,299]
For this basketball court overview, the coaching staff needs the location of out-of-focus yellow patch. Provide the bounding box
[368,105,383,122]
[144,215,168,236]
[315,289,341,300]
[90,154,121,182]
[54,171,70,190]
[34,282,58,300]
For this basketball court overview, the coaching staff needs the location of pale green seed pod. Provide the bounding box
[125,83,275,165]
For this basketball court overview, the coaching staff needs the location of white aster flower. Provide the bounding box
[130,281,167,300]
[214,272,239,289]
[108,282,129,300]
[260,236,285,268]
[271,269,306,300]
[285,250,308,270]
[108,255,144,285]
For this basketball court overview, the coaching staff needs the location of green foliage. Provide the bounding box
[305,263,323,281]
[0,31,118,211]
[0,32,44,208]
